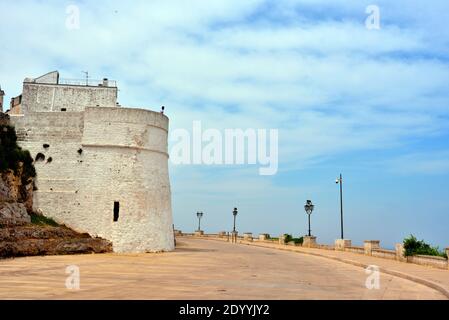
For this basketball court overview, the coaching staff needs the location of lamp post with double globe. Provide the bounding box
[304,200,314,236]
[196,211,203,231]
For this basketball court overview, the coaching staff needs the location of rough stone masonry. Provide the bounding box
[4,71,174,253]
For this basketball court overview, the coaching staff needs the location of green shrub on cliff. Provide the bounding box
[30,214,59,227]
[0,125,36,182]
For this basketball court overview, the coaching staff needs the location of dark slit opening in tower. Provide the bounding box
[113,201,119,222]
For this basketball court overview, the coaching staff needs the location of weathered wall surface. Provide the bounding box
[9,106,174,253]
[21,83,117,113]
[9,112,84,227]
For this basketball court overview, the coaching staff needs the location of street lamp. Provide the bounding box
[335,174,344,239]
[232,207,238,232]
[196,211,203,231]
[304,200,314,236]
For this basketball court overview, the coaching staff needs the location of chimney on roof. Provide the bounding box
[103,78,109,87]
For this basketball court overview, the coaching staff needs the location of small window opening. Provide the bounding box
[113,202,120,222]
[61,108,67,112]
[43,143,50,149]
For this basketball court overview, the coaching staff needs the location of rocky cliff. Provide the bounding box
[0,114,34,226]
[0,114,112,258]
[0,169,33,226]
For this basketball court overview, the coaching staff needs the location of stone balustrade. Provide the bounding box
[218,231,228,238]
[335,239,351,251]
[243,233,253,242]
[371,248,396,260]
[279,234,287,245]
[364,240,380,255]
[303,236,317,248]
[259,233,270,241]
[395,243,406,262]
[344,246,365,254]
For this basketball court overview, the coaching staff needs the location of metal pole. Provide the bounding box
[308,214,311,236]
[340,173,344,239]
[198,217,201,231]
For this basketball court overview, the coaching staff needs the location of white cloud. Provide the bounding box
[2,0,448,169]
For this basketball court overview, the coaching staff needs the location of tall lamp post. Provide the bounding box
[196,211,203,231]
[304,200,314,236]
[335,174,344,239]
[232,207,238,232]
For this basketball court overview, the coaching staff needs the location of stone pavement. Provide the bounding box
[0,237,445,300]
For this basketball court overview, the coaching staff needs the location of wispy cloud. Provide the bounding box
[388,151,449,175]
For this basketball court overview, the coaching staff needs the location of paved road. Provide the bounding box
[0,238,445,299]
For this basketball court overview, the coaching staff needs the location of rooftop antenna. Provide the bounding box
[82,71,89,86]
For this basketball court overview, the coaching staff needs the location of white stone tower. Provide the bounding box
[8,71,174,253]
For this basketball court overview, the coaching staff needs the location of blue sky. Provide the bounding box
[1,0,449,249]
